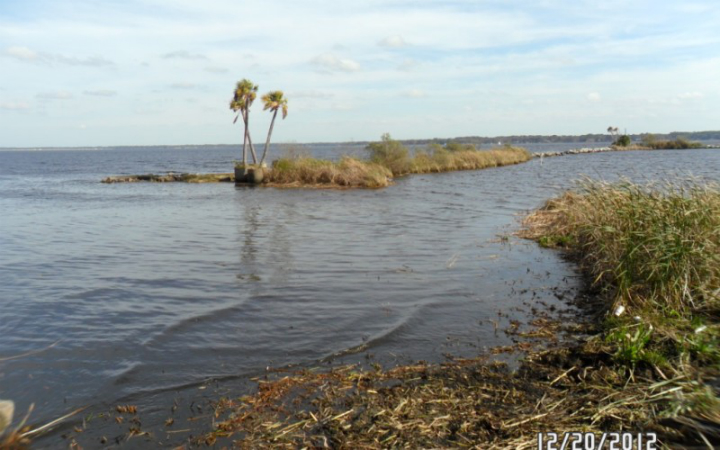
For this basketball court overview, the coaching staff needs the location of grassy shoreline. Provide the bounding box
[520,179,720,447]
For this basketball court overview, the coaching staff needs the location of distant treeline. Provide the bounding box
[331,130,720,146]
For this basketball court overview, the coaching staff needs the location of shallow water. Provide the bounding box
[1,144,719,446]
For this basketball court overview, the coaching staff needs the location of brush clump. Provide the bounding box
[366,134,532,176]
[265,156,392,188]
[521,178,720,445]
[522,179,720,315]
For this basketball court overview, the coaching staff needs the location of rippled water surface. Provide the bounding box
[1,144,719,446]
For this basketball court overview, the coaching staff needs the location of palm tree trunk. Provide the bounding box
[260,109,278,166]
[241,111,248,167]
[247,133,258,164]
[245,112,258,164]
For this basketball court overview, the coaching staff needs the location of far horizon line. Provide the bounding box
[2,130,718,151]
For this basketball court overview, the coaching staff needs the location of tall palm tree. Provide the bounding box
[259,91,289,167]
[230,79,259,166]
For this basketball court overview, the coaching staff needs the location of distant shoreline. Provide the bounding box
[3,130,720,151]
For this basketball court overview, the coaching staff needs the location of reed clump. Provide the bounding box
[409,145,531,174]
[647,139,703,150]
[265,156,392,188]
[522,179,720,316]
[366,134,532,177]
[521,178,720,445]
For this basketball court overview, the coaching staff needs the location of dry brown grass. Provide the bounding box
[265,156,392,188]
[262,145,532,189]
[409,146,532,174]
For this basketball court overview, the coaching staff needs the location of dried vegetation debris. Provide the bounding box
[101,173,234,183]
[195,331,717,449]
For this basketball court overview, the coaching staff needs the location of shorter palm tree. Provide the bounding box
[259,91,288,167]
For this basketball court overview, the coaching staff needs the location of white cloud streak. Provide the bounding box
[162,50,207,60]
[378,35,407,48]
[310,54,361,72]
[1,101,31,111]
[36,91,73,100]
[83,90,117,97]
[4,46,113,67]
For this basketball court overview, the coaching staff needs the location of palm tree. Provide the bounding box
[259,91,289,167]
[230,79,259,166]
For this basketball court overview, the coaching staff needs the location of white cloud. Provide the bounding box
[291,90,334,99]
[55,55,113,67]
[4,46,112,67]
[162,50,207,60]
[678,91,703,99]
[311,54,361,72]
[587,92,601,102]
[169,82,198,89]
[205,66,229,74]
[83,90,117,97]
[397,59,419,72]
[379,35,407,48]
[5,46,38,61]
[0,101,31,111]
[36,91,73,100]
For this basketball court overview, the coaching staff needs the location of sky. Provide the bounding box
[1,0,718,147]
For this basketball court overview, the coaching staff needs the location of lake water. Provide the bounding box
[1,143,718,446]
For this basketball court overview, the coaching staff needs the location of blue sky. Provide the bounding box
[1,0,718,147]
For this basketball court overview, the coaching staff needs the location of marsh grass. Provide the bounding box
[521,179,720,445]
[265,156,392,188]
[261,138,531,188]
[409,146,531,174]
[648,139,703,150]
[522,179,720,317]
[366,135,532,177]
